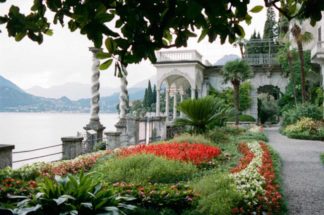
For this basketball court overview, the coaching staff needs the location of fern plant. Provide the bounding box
[175,96,232,134]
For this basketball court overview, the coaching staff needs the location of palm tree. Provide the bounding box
[222,60,252,125]
[175,96,232,134]
[290,23,313,103]
[233,37,247,58]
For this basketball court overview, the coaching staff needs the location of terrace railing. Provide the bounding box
[156,50,202,62]
[244,53,278,65]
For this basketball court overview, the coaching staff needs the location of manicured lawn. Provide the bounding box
[0,127,285,215]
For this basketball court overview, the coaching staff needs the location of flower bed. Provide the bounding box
[120,142,221,165]
[41,150,111,177]
[231,141,282,214]
[282,118,324,140]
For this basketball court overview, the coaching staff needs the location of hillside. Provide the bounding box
[0,75,145,112]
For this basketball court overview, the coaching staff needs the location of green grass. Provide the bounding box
[92,154,198,184]
[320,153,324,165]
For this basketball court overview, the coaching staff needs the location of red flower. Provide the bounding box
[119,142,221,165]
[230,143,255,173]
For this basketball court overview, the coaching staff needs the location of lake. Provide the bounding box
[0,112,119,168]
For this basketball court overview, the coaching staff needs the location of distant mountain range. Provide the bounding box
[26,83,119,100]
[214,54,240,65]
[0,75,150,113]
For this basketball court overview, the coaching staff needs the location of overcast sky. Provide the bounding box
[0,0,268,90]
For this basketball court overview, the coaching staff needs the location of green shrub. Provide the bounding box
[227,114,256,122]
[115,183,196,214]
[282,103,322,126]
[283,118,324,140]
[171,133,215,145]
[193,172,241,215]
[205,128,230,144]
[93,141,106,151]
[236,131,269,142]
[321,154,324,165]
[93,154,197,184]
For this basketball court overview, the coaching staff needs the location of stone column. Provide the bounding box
[84,47,105,140]
[191,88,196,99]
[156,88,160,116]
[61,137,84,160]
[118,63,129,119]
[173,92,177,119]
[180,93,184,117]
[0,145,15,169]
[165,88,170,121]
[321,65,324,119]
[105,131,121,150]
[249,88,258,121]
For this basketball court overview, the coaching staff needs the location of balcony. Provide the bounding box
[156,50,202,62]
[311,41,324,61]
[244,54,278,65]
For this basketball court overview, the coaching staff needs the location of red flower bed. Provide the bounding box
[258,142,282,213]
[120,142,221,165]
[230,143,255,173]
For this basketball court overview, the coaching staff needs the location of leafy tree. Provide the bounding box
[222,60,252,125]
[0,0,323,67]
[209,82,252,112]
[290,23,313,103]
[263,7,278,41]
[175,96,232,134]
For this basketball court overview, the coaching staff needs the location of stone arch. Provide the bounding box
[157,69,195,90]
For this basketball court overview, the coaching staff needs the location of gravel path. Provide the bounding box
[266,127,324,215]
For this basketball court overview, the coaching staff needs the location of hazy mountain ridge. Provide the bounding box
[214,54,240,65]
[0,75,146,113]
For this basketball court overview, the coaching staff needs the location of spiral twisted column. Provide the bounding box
[119,63,129,119]
[84,47,105,140]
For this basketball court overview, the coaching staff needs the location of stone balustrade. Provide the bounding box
[61,137,84,160]
[0,144,15,169]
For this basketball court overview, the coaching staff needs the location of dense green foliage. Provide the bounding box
[282,103,322,126]
[193,173,241,215]
[143,81,157,111]
[1,1,323,68]
[93,154,197,184]
[209,82,252,112]
[10,173,135,215]
[176,96,232,133]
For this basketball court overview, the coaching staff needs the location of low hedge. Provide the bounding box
[227,114,256,122]
[284,132,324,141]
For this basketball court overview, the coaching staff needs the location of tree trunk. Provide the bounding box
[232,81,240,126]
[287,51,297,105]
[297,41,306,103]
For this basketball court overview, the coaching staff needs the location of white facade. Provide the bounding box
[154,50,288,120]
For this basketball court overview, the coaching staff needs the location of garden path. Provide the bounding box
[266,127,324,215]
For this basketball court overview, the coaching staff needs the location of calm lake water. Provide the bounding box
[0,112,119,168]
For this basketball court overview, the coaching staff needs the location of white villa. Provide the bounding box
[153,49,289,121]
